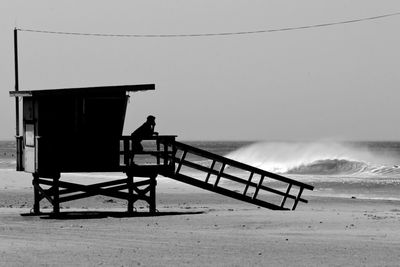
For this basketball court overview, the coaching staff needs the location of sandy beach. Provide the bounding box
[0,171,400,266]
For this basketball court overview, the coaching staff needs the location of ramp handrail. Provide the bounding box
[174,141,313,190]
[160,140,314,210]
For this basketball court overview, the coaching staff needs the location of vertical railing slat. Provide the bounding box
[123,138,129,166]
[280,183,292,208]
[214,163,226,187]
[205,160,216,183]
[252,175,265,200]
[176,150,187,174]
[292,187,304,210]
[163,140,168,166]
[169,141,177,173]
[243,172,254,196]
[156,138,161,165]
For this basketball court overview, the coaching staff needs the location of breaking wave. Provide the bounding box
[286,159,368,175]
[226,141,400,176]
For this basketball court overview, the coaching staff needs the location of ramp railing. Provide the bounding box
[159,140,314,210]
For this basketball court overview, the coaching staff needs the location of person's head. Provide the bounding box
[146,115,156,125]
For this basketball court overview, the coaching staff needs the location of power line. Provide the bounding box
[17,11,400,38]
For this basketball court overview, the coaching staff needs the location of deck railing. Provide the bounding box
[119,135,177,170]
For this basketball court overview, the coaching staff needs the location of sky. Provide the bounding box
[1,0,399,141]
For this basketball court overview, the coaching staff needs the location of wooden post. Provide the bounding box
[32,173,40,214]
[16,136,23,171]
[53,175,60,214]
[14,28,20,137]
[14,28,21,171]
[127,174,134,213]
[149,175,156,214]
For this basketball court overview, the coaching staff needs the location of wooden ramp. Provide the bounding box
[159,141,314,211]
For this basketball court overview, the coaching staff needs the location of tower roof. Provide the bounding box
[10,84,155,97]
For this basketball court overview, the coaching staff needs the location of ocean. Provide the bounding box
[1,140,400,201]
[223,141,400,201]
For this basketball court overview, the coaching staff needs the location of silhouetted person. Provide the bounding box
[131,115,158,153]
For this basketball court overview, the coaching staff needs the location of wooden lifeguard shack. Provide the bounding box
[11,85,153,174]
[10,84,177,214]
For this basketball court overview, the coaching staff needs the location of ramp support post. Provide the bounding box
[149,175,156,214]
[125,169,158,214]
[53,174,60,214]
[32,173,40,214]
[127,174,134,213]
[31,173,61,214]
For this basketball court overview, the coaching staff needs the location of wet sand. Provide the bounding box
[1,172,400,266]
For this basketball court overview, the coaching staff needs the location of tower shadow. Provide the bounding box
[21,210,205,220]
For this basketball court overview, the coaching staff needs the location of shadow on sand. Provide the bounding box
[20,210,205,220]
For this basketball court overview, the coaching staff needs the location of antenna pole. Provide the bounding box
[14,28,20,136]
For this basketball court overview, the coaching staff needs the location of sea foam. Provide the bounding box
[226,141,400,176]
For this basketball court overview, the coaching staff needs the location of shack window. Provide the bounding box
[25,124,35,147]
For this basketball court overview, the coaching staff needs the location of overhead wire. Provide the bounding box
[16,11,400,38]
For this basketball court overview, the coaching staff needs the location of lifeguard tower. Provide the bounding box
[10,29,314,215]
[10,85,178,214]
[10,84,314,214]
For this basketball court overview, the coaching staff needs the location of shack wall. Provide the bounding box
[21,92,128,175]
